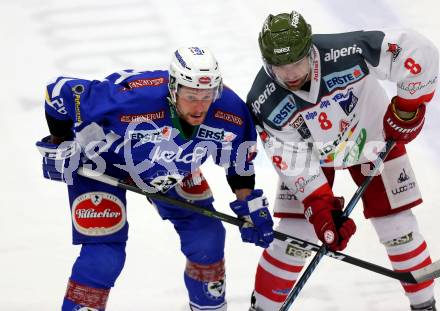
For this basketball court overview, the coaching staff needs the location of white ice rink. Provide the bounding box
[1,0,440,310]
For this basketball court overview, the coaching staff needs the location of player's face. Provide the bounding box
[176,86,215,125]
[271,55,311,91]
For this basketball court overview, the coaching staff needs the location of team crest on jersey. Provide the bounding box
[268,95,297,126]
[332,87,358,115]
[149,171,186,192]
[196,124,236,143]
[323,65,365,91]
[387,43,402,62]
[71,192,126,236]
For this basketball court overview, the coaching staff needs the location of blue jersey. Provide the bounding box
[45,69,257,193]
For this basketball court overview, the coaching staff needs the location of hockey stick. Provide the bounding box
[279,139,397,311]
[77,164,440,285]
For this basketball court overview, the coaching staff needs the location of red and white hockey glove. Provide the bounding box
[304,196,356,251]
[383,96,426,144]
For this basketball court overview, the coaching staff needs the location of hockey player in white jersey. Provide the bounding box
[245,11,438,311]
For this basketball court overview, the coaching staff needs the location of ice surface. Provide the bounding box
[1,0,439,310]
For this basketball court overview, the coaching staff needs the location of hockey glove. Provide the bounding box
[36,135,81,185]
[304,196,356,251]
[230,189,274,248]
[383,96,426,144]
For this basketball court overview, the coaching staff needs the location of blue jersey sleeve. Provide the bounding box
[44,77,92,123]
[211,88,258,178]
[227,108,257,177]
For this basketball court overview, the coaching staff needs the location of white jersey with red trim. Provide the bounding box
[246,29,438,212]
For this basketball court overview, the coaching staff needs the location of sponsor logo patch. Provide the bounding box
[214,109,243,126]
[289,115,311,139]
[305,111,317,120]
[268,95,298,126]
[324,44,363,62]
[198,76,211,84]
[320,100,331,109]
[72,85,84,123]
[397,77,437,95]
[313,49,319,81]
[72,192,126,236]
[332,87,358,115]
[120,77,166,91]
[324,229,335,244]
[274,47,290,54]
[323,65,365,91]
[196,124,236,143]
[290,11,300,27]
[342,128,367,165]
[251,82,276,114]
[128,126,171,143]
[120,110,165,123]
[292,174,320,195]
[392,168,416,196]
[189,47,205,55]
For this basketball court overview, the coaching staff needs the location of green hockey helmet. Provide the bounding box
[259,11,312,66]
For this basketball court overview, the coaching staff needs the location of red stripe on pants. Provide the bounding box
[262,250,303,273]
[388,241,427,262]
[254,265,295,303]
[394,256,434,293]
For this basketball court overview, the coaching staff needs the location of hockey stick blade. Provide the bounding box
[411,259,440,283]
[77,166,438,285]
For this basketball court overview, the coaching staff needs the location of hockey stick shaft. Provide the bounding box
[279,139,396,311]
[76,162,440,285]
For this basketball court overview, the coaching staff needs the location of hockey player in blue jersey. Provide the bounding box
[36,47,274,311]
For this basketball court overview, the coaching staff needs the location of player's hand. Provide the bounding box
[383,96,426,144]
[36,135,81,185]
[230,189,274,248]
[304,196,356,251]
